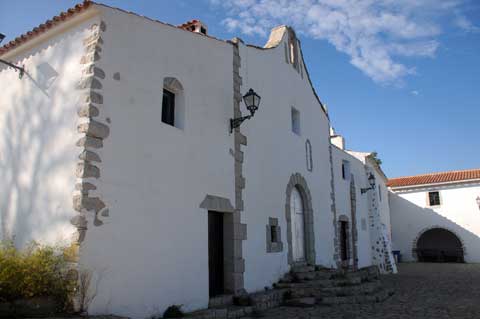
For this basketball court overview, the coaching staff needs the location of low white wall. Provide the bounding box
[389,182,480,262]
[0,17,95,247]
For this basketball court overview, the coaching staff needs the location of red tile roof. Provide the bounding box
[387,169,480,188]
[0,1,93,56]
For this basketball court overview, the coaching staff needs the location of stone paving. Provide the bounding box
[246,263,480,319]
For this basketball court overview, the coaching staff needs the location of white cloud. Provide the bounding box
[411,90,420,96]
[454,13,480,33]
[211,0,471,85]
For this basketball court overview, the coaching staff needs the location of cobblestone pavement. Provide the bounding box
[251,263,480,319]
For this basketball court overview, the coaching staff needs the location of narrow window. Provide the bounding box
[291,107,300,135]
[305,139,313,172]
[342,160,350,180]
[162,89,175,126]
[428,191,441,206]
[378,185,382,202]
[270,225,278,243]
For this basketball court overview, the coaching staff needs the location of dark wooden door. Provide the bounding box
[340,221,348,261]
[208,211,224,297]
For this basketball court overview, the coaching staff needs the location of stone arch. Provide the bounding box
[285,173,315,265]
[412,226,466,262]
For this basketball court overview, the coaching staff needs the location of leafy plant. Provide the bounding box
[0,241,75,309]
[369,152,382,166]
[163,304,184,318]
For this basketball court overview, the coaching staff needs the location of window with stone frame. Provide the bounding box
[305,139,313,172]
[291,107,301,135]
[266,217,283,253]
[428,191,441,206]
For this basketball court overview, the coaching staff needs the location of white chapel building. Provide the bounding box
[389,169,480,263]
[0,1,396,317]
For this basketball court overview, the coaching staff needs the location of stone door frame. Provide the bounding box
[200,194,246,294]
[285,173,315,266]
[412,225,466,261]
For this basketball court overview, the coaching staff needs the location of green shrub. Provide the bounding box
[163,304,184,318]
[0,241,75,308]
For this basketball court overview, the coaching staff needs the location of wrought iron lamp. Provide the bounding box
[476,196,480,210]
[230,88,261,133]
[0,33,25,79]
[361,173,376,194]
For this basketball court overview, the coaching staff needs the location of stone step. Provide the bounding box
[291,265,315,273]
[329,276,362,286]
[293,271,317,281]
[319,289,392,305]
[208,294,233,308]
[188,305,253,319]
[276,279,337,289]
[284,297,316,308]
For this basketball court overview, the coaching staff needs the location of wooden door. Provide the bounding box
[340,221,348,261]
[290,187,305,262]
[208,211,224,297]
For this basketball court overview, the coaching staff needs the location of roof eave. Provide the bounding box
[389,178,480,191]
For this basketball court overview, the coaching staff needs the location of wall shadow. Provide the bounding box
[0,28,84,247]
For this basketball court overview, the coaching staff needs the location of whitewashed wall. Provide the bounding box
[331,146,372,268]
[238,32,334,293]
[0,14,97,247]
[390,182,480,262]
[79,6,235,319]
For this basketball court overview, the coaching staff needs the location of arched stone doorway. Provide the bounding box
[413,227,465,263]
[285,173,315,265]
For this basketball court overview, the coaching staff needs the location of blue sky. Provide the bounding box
[1,1,479,178]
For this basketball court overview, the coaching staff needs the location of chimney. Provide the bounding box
[178,20,208,35]
[330,135,346,150]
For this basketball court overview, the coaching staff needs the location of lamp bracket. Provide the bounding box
[361,185,375,194]
[0,58,25,79]
[230,115,252,133]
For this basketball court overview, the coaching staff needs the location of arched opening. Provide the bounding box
[285,173,315,266]
[290,186,305,262]
[415,228,464,263]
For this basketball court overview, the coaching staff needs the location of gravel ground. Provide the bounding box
[253,263,480,319]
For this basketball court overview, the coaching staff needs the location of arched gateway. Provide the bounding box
[285,173,315,265]
[413,227,465,263]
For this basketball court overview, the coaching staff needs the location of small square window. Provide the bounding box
[291,107,300,135]
[270,225,278,243]
[428,191,441,206]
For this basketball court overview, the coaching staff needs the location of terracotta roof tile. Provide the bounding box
[387,168,480,188]
[0,1,92,56]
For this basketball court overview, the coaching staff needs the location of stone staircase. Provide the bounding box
[179,265,393,318]
[276,265,393,307]
[185,289,286,319]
